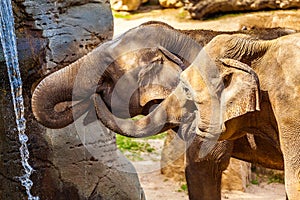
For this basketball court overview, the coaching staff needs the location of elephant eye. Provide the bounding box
[223,73,233,88]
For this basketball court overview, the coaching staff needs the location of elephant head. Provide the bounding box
[93,42,261,146]
[31,23,201,129]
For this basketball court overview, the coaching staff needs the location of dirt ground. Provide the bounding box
[113,7,300,200]
[113,7,300,35]
[127,139,285,200]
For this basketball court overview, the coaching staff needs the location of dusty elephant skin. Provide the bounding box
[89,25,300,199]
[31,21,296,130]
[31,21,297,200]
[1,0,144,199]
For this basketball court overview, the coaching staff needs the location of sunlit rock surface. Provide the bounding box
[159,0,184,8]
[111,0,148,11]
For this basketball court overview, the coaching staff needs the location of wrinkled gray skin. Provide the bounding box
[94,32,300,200]
[31,22,200,129]
[32,22,298,199]
[31,21,295,128]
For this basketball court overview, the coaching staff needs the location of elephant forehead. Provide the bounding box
[180,66,206,92]
[114,52,140,71]
[179,66,213,104]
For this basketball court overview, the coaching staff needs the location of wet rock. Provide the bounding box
[44,117,145,200]
[22,0,113,76]
[0,0,144,199]
[186,0,300,19]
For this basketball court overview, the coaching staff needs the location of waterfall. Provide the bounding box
[0,0,39,199]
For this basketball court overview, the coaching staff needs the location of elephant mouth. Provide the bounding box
[54,101,74,113]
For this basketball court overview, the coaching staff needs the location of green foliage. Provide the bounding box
[176,183,188,193]
[116,134,155,153]
[115,126,167,161]
[251,179,259,185]
[146,132,167,139]
[116,131,167,161]
[268,173,284,184]
[113,11,133,19]
[180,184,188,191]
[251,165,284,185]
[176,9,189,19]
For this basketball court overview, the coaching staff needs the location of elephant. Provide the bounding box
[92,32,300,199]
[31,21,295,129]
[31,21,298,199]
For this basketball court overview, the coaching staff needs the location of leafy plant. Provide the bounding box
[180,184,188,191]
[113,11,133,19]
[176,9,189,20]
[116,134,155,153]
[268,173,284,184]
[177,183,188,193]
[251,178,259,185]
[115,125,167,161]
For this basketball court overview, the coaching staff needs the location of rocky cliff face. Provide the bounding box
[0,1,144,199]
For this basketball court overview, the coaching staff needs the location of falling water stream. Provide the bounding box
[0,0,39,199]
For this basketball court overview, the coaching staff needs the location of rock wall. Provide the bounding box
[186,0,300,19]
[0,0,144,199]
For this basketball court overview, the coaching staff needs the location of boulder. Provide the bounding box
[221,158,251,192]
[0,0,144,199]
[111,0,148,11]
[159,0,184,8]
[186,0,300,19]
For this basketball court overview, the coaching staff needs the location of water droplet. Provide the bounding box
[19,134,28,143]
[1,0,39,198]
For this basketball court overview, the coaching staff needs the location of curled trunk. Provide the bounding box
[31,23,202,129]
[31,56,94,129]
[93,93,183,138]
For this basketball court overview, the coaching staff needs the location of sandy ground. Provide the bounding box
[112,7,300,200]
[135,165,286,200]
[127,139,285,200]
[113,7,300,36]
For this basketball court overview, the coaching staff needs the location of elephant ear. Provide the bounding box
[138,47,185,106]
[219,58,261,122]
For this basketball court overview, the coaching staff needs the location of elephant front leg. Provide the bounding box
[185,137,233,200]
[279,125,300,200]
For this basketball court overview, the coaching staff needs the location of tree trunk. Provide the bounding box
[186,0,300,19]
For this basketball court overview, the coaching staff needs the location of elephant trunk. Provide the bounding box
[31,56,95,129]
[93,92,183,138]
[32,23,202,129]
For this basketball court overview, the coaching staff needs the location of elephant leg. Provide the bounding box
[185,137,233,200]
[279,125,300,200]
